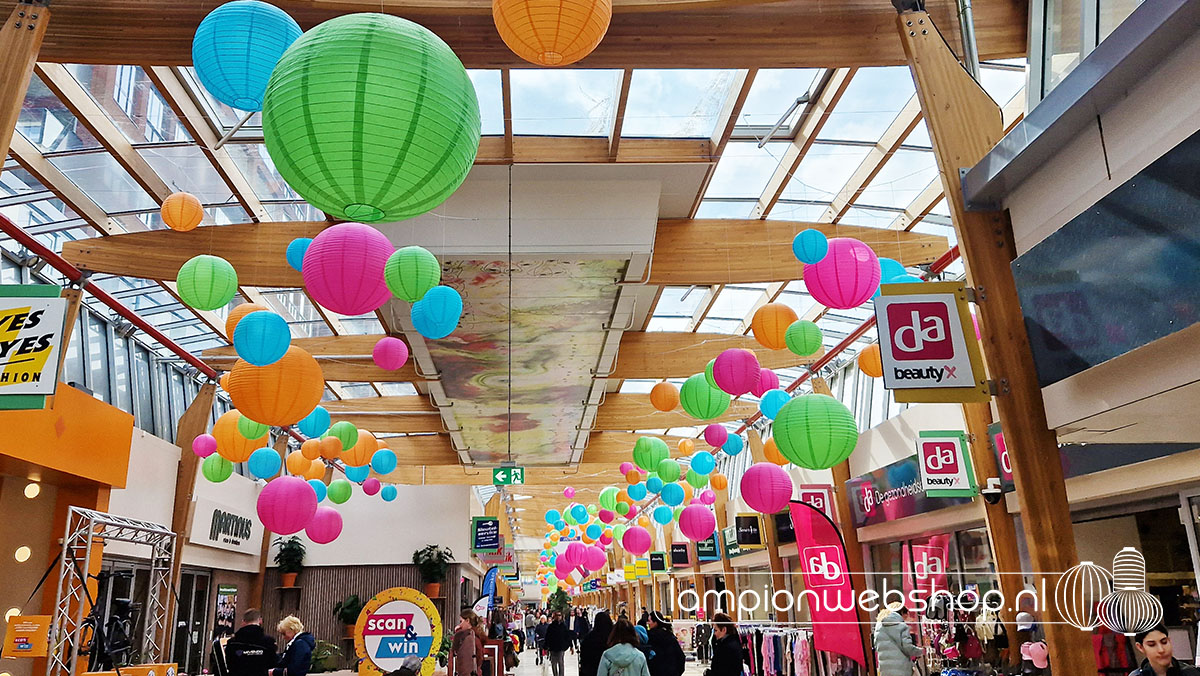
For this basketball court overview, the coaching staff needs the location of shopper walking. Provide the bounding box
[702,613,742,676]
[452,611,485,676]
[535,615,550,665]
[225,609,277,676]
[873,606,921,676]
[579,612,614,676]
[525,610,537,652]
[645,613,684,676]
[545,611,573,676]
[598,619,651,676]
[271,616,314,676]
[1129,624,1200,675]
[574,608,592,649]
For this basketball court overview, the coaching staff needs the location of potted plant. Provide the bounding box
[333,594,365,638]
[274,536,306,588]
[412,544,453,597]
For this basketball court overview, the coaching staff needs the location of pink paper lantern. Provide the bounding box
[619,461,634,475]
[302,222,394,315]
[678,504,717,542]
[713,348,761,396]
[802,238,881,310]
[703,423,728,448]
[598,509,615,524]
[563,486,575,498]
[740,462,794,514]
[565,541,587,565]
[585,545,607,572]
[305,505,343,544]
[363,477,381,495]
[372,337,409,370]
[622,525,652,556]
[193,433,217,458]
[257,475,318,535]
[700,489,716,505]
[599,533,614,546]
[751,369,779,398]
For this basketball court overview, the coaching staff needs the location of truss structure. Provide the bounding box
[48,507,176,676]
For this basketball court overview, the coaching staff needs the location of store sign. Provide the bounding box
[623,563,635,581]
[734,513,765,549]
[988,422,1015,490]
[635,558,650,578]
[845,455,973,528]
[189,496,262,555]
[917,430,977,497]
[772,511,795,545]
[606,571,625,584]
[649,552,667,573]
[909,538,950,594]
[355,588,442,676]
[696,532,721,562]
[471,517,501,553]
[797,484,837,523]
[2,615,50,658]
[0,287,67,399]
[478,539,514,567]
[874,281,989,403]
[722,526,742,559]
[670,543,692,568]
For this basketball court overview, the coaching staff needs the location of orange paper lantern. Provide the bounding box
[212,410,266,463]
[858,343,883,378]
[300,438,322,460]
[303,458,326,481]
[678,438,694,455]
[161,191,204,232]
[764,438,789,466]
[492,0,612,67]
[225,302,268,339]
[649,382,679,412]
[624,470,641,485]
[710,472,728,491]
[751,303,799,350]
[343,428,378,467]
[227,346,324,426]
[682,483,694,503]
[219,373,230,390]
[616,489,629,504]
[286,450,311,475]
[637,516,650,528]
[319,435,343,460]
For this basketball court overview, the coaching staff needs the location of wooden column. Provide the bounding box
[0,0,49,162]
[896,11,1093,671]
[45,287,82,409]
[747,430,790,622]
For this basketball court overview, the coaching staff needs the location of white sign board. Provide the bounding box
[189,496,263,555]
[916,431,977,497]
[0,295,66,396]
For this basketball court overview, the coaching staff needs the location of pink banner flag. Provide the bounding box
[788,500,867,666]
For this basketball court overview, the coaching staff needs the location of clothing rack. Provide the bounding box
[735,624,862,676]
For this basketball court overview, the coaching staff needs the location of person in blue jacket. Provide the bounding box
[271,616,315,676]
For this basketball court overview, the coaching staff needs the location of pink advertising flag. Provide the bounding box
[788,500,867,666]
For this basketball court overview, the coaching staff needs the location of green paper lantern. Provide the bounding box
[599,486,618,510]
[773,394,859,470]
[587,504,598,515]
[686,468,709,489]
[326,421,359,450]
[202,454,233,483]
[615,502,630,515]
[238,415,270,440]
[612,524,627,539]
[679,373,731,421]
[177,255,238,311]
[704,359,718,390]
[262,13,481,222]
[785,320,823,357]
[384,246,441,303]
[564,510,578,526]
[656,458,681,483]
[632,436,669,471]
[673,506,684,522]
[328,478,353,504]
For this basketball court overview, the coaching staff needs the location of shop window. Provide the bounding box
[85,312,111,402]
[870,541,904,599]
[132,345,154,432]
[111,332,132,413]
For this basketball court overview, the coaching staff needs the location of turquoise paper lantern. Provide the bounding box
[646,476,664,494]
[233,311,291,366]
[690,451,716,475]
[345,464,370,483]
[660,482,685,507]
[412,285,462,339]
[177,255,238,311]
[308,478,328,503]
[879,257,906,282]
[286,237,311,272]
[385,246,441,303]
[262,13,481,222]
[627,482,647,501]
[381,484,398,502]
[758,388,791,420]
[298,406,331,438]
[192,0,302,112]
[248,447,281,479]
[722,434,744,455]
[772,394,860,470]
[653,506,673,525]
[371,448,398,474]
[792,228,829,264]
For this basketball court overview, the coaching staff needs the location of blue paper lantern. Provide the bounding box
[645,476,664,494]
[286,237,312,272]
[570,504,588,523]
[879,257,906,282]
[555,519,566,530]
[759,388,791,420]
[627,482,647,501]
[886,274,924,285]
[586,524,602,539]
[247,447,281,479]
[653,505,673,525]
[544,510,559,525]
[371,448,398,475]
[722,435,744,455]
[381,484,397,501]
[792,228,829,264]
[232,311,291,366]
[298,405,330,438]
[691,451,716,475]
[192,0,302,112]
[308,478,328,503]
[412,285,463,340]
[660,482,685,507]
[345,464,370,483]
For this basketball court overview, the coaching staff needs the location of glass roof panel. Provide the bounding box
[645,316,692,332]
[467,70,504,136]
[905,120,931,147]
[697,317,740,333]
[264,201,324,221]
[0,166,50,198]
[138,145,233,203]
[706,286,763,320]
[781,143,873,203]
[224,144,300,201]
[619,379,657,393]
[705,141,787,199]
[856,149,939,210]
[119,205,250,231]
[694,200,754,218]
[980,65,1026,106]
[775,288,817,316]
[47,151,157,213]
[817,66,915,142]
[767,202,827,222]
[65,65,190,144]
[511,70,621,136]
[377,382,418,396]
[19,75,102,153]
[623,69,736,138]
[738,69,823,128]
[180,67,263,130]
[839,206,898,229]
[654,286,708,317]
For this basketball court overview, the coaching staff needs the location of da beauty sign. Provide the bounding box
[874,281,988,403]
[0,285,67,406]
[355,587,443,676]
[917,430,977,497]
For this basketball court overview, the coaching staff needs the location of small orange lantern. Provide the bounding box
[286,450,311,475]
[764,438,789,466]
[649,382,679,412]
[161,191,204,232]
[858,343,883,378]
[303,458,326,481]
[678,438,694,455]
[751,303,799,350]
[300,438,322,460]
[710,472,728,491]
[319,436,342,460]
[343,428,378,467]
[624,469,641,485]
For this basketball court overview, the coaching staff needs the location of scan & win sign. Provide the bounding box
[873,281,988,403]
[0,286,67,404]
[355,587,442,676]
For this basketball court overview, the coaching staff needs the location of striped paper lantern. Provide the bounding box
[493,0,612,67]
[227,346,325,426]
[772,394,859,470]
[192,0,301,112]
[751,303,798,350]
[384,245,441,303]
[161,192,205,231]
[177,255,238,311]
[803,238,882,310]
[262,13,481,222]
[679,372,731,420]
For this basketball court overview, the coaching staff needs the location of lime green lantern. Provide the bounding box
[785,320,823,357]
[328,478,353,504]
[632,436,669,471]
[686,468,709,489]
[202,454,234,483]
[238,415,270,440]
[772,394,859,470]
[704,359,718,389]
[262,13,481,223]
[177,255,238,311]
[656,458,681,483]
[385,245,441,302]
[326,421,359,450]
[679,373,731,420]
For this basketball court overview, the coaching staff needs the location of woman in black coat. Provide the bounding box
[704,614,743,676]
[645,613,685,676]
[578,612,613,676]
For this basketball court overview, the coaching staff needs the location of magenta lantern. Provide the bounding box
[678,504,717,542]
[713,348,761,396]
[619,461,634,475]
[585,546,607,572]
[372,337,409,370]
[598,509,615,524]
[363,477,381,495]
[565,541,587,565]
[703,424,728,449]
[305,505,343,544]
[193,433,217,458]
[600,533,614,546]
[802,237,881,309]
[257,475,318,535]
[700,489,716,505]
[622,525,652,556]
[301,222,394,315]
[563,486,575,498]
[690,498,703,505]
[751,368,780,397]
[740,463,794,514]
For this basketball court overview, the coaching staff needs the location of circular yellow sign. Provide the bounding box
[354,587,443,676]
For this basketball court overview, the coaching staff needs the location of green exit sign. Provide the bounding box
[493,467,525,485]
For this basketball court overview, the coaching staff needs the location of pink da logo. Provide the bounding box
[804,545,847,587]
[886,301,953,361]
[921,440,960,475]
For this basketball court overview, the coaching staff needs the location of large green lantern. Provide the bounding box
[598,486,619,510]
[785,320,823,357]
[685,468,708,489]
[177,255,238,311]
[262,13,481,222]
[772,394,859,469]
[632,436,669,471]
[384,245,441,302]
[656,458,681,483]
[679,373,731,420]
[202,454,234,483]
